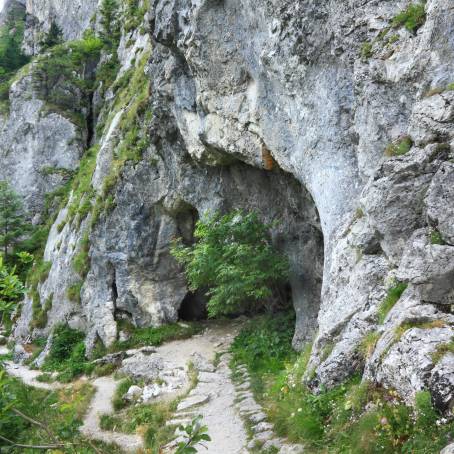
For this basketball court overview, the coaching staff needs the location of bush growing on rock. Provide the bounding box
[171,210,290,317]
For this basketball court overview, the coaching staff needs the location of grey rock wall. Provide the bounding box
[7,0,454,413]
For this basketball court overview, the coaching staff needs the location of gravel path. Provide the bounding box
[80,376,143,453]
[3,360,64,390]
[0,321,259,454]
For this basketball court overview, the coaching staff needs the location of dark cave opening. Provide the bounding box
[178,290,208,321]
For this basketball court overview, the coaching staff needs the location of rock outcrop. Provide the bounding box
[4,0,454,413]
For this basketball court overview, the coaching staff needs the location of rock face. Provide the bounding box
[5,0,454,413]
[23,0,98,54]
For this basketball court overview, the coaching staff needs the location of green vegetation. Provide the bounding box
[0,256,25,326]
[171,210,290,317]
[176,416,212,454]
[101,399,177,450]
[430,229,446,245]
[360,41,373,59]
[32,34,103,120]
[41,324,94,382]
[124,0,150,33]
[384,136,413,157]
[0,367,121,452]
[111,321,203,352]
[231,315,454,453]
[0,181,29,260]
[358,331,381,360]
[0,3,29,108]
[392,2,427,34]
[39,20,63,50]
[431,338,454,364]
[378,282,408,324]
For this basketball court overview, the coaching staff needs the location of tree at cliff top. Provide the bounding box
[0,181,28,261]
[171,210,289,318]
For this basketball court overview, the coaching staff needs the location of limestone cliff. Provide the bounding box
[3,0,454,413]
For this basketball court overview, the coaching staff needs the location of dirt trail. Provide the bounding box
[80,376,143,453]
[1,322,252,453]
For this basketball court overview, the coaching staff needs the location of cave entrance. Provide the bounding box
[178,290,208,321]
[172,160,324,347]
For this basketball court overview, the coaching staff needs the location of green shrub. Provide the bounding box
[378,282,408,324]
[392,2,426,34]
[0,256,25,324]
[384,136,413,157]
[42,324,93,382]
[430,229,446,245]
[171,210,290,317]
[358,331,381,360]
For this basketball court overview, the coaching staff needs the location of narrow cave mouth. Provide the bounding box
[178,291,208,321]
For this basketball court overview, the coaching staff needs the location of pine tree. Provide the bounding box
[99,0,120,47]
[40,20,63,50]
[0,181,28,261]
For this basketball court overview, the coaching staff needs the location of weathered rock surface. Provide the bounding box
[5,0,454,415]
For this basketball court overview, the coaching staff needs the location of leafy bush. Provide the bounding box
[0,256,24,325]
[377,282,408,324]
[392,2,426,34]
[171,210,290,317]
[42,324,93,382]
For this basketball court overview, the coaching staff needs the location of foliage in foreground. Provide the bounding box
[0,256,25,325]
[176,416,212,454]
[0,367,120,453]
[230,314,454,453]
[171,210,289,318]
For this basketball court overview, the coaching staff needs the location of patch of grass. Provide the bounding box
[392,2,427,34]
[394,319,446,342]
[66,281,83,304]
[384,136,413,157]
[35,372,54,383]
[361,41,373,59]
[230,312,296,374]
[377,282,408,324]
[112,377,134,411]
[358,331,381,360]
[431,338,454,364]
[110,321,203,352]
[93,362,117,377]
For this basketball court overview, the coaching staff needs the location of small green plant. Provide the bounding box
[392,2,426,34]
[431,338,454,364]
[171,210,289,317]
[39,21,63,50]
[378,282,408,324]
[358,331,381,360]
[430,229,446,245]
[384,136,413,157]
[360,41,373,59]
[176,416,211,454]
[112,378,133,411]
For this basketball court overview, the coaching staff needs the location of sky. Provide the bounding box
[0,0,4,13]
